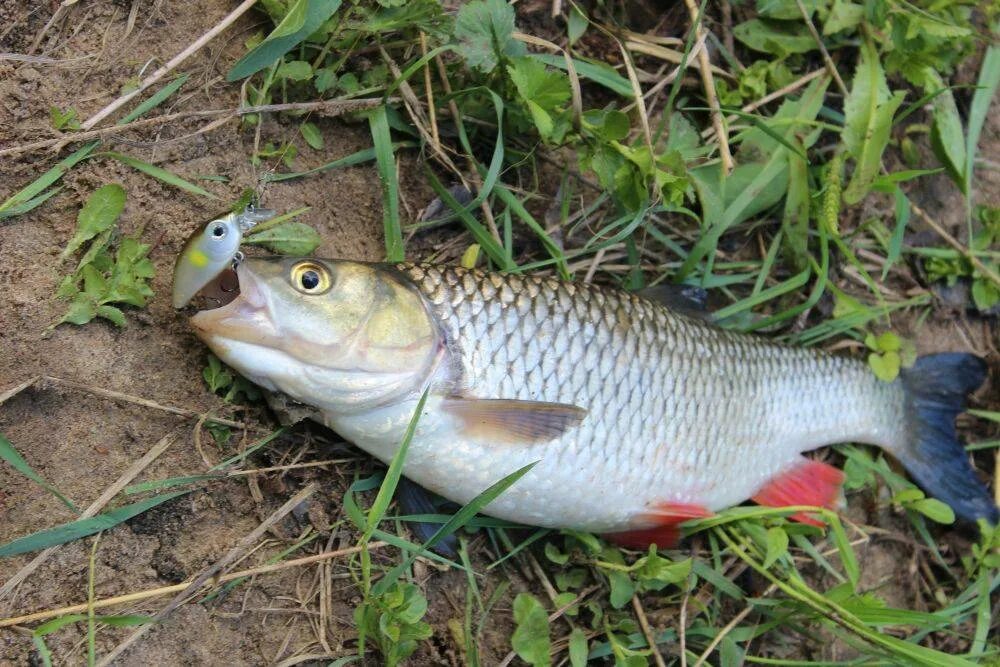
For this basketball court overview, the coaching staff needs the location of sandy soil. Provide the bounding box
[0,1,997,666]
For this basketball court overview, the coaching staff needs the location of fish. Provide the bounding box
[188,257,998,547]
[172,207,274,308]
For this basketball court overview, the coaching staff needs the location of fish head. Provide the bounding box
[190,258,442,412]
[172,214,244,308]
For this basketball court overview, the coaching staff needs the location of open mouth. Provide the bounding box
[189,265,280,344]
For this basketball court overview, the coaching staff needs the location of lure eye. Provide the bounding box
[290,261,331,295]
[209,223,227,239]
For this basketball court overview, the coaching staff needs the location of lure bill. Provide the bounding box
[171,207,273,308]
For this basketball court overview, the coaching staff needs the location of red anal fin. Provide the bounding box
[603,502,713,549]
[752,459,844,527]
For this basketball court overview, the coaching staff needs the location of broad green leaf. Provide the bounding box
[567,5,587,45]
[763,526,788,568]
[60,184,125,259]
[96,304,126,327]
[607,570,634,609]
[105,152,215,198]
[842,40,905,204]
[925,70,966,192]
[568,628,588,667]
[868,350,900,382]
[453,0,526,73]
[227,0,343,81]
[0,434,77,512]
[276,59,313,81]
[300,121,324,149]
[240,221,321,255]
[0,491,189,557]
[823,0,864,35]
[756,0,821,19]
[912,498,955,524]
[511,593,550,667]
[734,19,816,56]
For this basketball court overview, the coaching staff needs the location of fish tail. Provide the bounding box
[894,353,997,524]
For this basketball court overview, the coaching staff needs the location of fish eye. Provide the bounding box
[209,222,227,239]
[290,261,332,295]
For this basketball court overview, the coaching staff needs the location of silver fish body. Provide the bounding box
[191,259,996,537]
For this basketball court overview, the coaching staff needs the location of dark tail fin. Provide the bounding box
[897,353,997,524]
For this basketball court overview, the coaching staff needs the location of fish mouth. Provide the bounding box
[190,264,280,346]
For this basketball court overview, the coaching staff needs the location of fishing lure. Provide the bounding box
[172,207,273,308]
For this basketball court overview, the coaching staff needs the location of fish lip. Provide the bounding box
[190,264,277,344]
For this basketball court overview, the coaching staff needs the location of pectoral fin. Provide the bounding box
[443,398,587,445]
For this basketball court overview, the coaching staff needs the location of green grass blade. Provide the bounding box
[0,490,189,558]
[265,145,403,182]
[124,474,220,495]
[103,152,216,198]
[531,53,632,96]
[362,390,428,539]
[118,73,189,125]
[0,187,64,220]
[964,42,1000,195]
[0,141,98,213]
[371,461,537,597]
[368,106,403,262]
[0,433,78,512]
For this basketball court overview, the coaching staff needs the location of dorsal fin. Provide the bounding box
[638,284,710,320]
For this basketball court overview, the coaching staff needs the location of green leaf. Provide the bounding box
[763,526,789,568]
[96,304,126,327]
[314,67,338,93]
[276,59,313,81]
[568,628,588,667]
[567,5,587,45]
[868,350,901,382]
[823,0,864,35]
[241,221,321,255]
[60,293,97,325]
[453,0,526,73]
[756,0,821,20]
[49,105,81,131]
[912,498,955,524]
[104,152,215,198]
[842,39,906,204]
[508,56,570,141]
[227,0,343,81]
[733,19,816,56]
[61,184,126,259]
[925,71,966,192]
[0,433,77,512]
[607,570,634,609]
[0,490,189,557]
[300,121,324,150]
[512,593,550,667]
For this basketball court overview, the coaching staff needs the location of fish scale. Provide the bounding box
[387,263,902,531]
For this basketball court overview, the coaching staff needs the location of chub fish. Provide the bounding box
[188,258,997,546]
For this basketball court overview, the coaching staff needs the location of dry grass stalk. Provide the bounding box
[681,0,733,173]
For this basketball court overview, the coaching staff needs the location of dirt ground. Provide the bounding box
[0,1,997,666]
